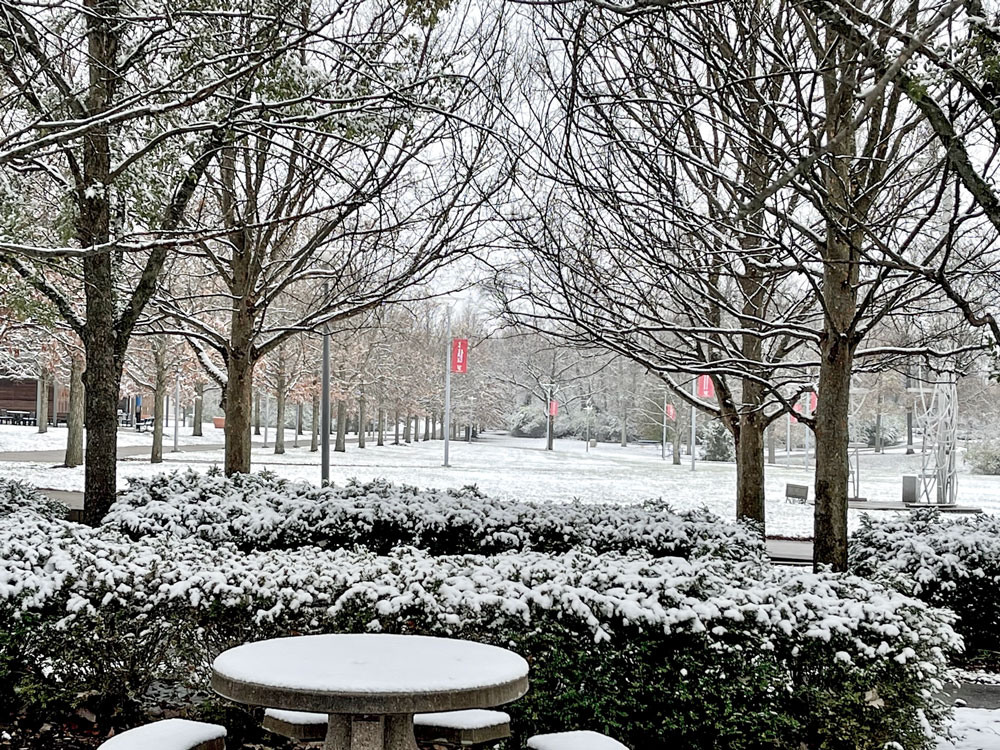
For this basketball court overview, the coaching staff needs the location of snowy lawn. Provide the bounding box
[3,431,1000,538]
[0,422,224,452]
[939,708,1000,749]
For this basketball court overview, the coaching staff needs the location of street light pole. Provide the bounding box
[690,378,697,472]
[172,373,180,452]
[541,383,555,451]
[321,282,331,486]
[661,390,668,461]
[443,310,451,467]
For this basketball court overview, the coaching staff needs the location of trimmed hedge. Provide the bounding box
[0,504,960,749]
[103,469,764,561]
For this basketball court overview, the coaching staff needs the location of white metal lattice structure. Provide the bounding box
[914,371,959,506]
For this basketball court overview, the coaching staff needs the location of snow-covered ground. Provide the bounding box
[3,429,1000,538]
[0,422,224,452]
[939,708,1000,749]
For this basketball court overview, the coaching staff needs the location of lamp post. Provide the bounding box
[172,370,180,452]
[321,282,331,486]
[541,383,556,451]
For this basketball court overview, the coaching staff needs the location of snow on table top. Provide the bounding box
[213,634,528,695]
[264,707,510,729]
[98,718,226,750]
[527,730,629,750]
[937,708,1000,749]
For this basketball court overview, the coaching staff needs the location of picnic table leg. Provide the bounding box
[324,714,417,750]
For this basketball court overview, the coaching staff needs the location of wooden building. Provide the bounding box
[0,378,69,424]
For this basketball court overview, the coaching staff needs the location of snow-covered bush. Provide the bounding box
[851,509,1000,663]
[508,404,548,438]
[104,470,763,561]
[0,479,67,520]
[0,509,959,748]
[702,420,734,462]
[964,440,1000,475]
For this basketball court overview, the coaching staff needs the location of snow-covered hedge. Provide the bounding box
[851,509,1000,661]
[0,508,958,748]
[103,470,762,561]
[0,479,67,520]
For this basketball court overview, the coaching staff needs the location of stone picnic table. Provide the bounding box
[211,633,529,750]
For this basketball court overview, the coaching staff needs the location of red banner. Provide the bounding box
[791,403,802,424]
[666,404,676,421]
[549,400,558,417]
[451,338,468,373]
[697,375,715,399]
[809,392,818,413]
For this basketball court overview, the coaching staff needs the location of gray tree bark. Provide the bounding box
[65,357,85,467]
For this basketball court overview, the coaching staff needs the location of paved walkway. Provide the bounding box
[765,538,813,565]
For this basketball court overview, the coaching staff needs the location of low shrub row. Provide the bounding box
[0,506,959,749]
[851,508,1000,663]
[103,470,764,560]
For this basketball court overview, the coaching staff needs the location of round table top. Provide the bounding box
[211,633,530,715]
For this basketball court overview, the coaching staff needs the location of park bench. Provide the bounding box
[135,417,155,432]
[785,483,810,504]
[262,707,511,746]
[526,730,629,750]
[97,718,226,750]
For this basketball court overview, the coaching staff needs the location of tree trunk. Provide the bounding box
[546,413,554,450]
[311,389,319,452]
[65,356,85,468]
[814,337,855,571]
[423,415,431,441]
[223,353,254,475]
[404,414,411,443]
[274,362,286,455]
[297,402,304,435]
[37,371,49,433]
[358,397,366,449]
[735,419,765,532]
[254,391,261,436]
[672,419,681,465]
[438,411,444,439]
[193,382,204,436]
[335,400,346,452]
[394,410,400,444]
[151,337,167,464]
[767,424,776,464]
[377,407,385,446]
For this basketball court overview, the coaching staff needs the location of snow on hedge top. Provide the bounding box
[103,469,762,560]
[0,509,960,677]
[214,633,528,694]
[0,478,67,520]
[98,718,226,750]
[851,509,1000,594]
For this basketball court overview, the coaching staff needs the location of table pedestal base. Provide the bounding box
[325,714,418,750]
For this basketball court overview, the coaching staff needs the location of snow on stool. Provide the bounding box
[527,730,629,750]
[263,707,510,746]
[262,709,327,742]
[98,718,226,750]
[414,709,511,746]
